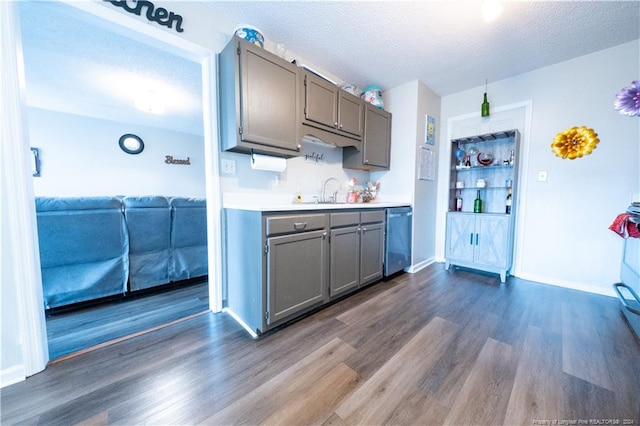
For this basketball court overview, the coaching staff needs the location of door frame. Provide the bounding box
[3,1,223,381]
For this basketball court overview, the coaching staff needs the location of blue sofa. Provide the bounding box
[169,197,208,281]
[122,196,171,291]
[36,196,208,310]
[36,197,129,309]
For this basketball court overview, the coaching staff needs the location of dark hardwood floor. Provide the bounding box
[46,280,209,360]
[2,264,639,425]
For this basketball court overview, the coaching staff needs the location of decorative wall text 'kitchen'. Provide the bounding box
[103,0,184,33]
[165,155,191,165]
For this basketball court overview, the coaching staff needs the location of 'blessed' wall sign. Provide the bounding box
[165,155,191,165]
[104,0,184,33]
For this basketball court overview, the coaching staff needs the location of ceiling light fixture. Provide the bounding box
[483,0,503,22]
[135,90,165,114]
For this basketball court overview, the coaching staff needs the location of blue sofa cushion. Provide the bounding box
[169,197,208,281]
[36,197,128,309]
[123,196,171,291]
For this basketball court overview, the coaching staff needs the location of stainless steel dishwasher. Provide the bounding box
[384,207,412,277]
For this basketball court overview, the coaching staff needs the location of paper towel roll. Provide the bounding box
[250,153,287,172]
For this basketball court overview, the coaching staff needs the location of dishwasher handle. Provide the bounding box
[613,282,640,315]
[387,212,413,219]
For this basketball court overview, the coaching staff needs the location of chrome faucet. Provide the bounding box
[321,177,342,203]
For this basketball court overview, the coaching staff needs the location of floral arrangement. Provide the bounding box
[614,80,640,117]
[345,178,380,203]
[551,126,599,160]
[360,181,380,203]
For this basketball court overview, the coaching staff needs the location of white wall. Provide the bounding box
[219,143,371,202]
[371,79,442,270]
[29,108,206,197]
[437,40,640,296]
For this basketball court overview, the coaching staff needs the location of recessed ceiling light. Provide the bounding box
[135,90,165,114]
[483,0,503,22]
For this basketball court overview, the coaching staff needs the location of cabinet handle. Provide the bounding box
[339,123,343,129]
[293,222,308,230]
[475,233,479,245]
[334,121,338,128]
[470,233,473,245]
[362,227,367,233]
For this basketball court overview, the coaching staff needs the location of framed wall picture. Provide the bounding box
[31,147,40,177]
[425,115,436,145]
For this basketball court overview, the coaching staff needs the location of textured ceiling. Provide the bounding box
[203,1,640,96]
[18,1,203,135]
[17,1,640,136]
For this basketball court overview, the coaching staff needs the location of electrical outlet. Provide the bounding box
[221,159,236,174]
[537,170,548,182]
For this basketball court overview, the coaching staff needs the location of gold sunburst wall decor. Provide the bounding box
[551,126,600,160]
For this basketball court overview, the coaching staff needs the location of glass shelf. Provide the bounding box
[455,164,513,171]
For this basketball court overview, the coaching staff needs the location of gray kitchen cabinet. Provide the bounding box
[359,211,385,284]
[303,72,363,140]
[444,129,520,283]
[219,37,302,157]
[329,212,360,297]
[225,207,387,335]
[329,210,384,298]
[343,102,392,170]
[267,229,327,324]
[224,209,328,335]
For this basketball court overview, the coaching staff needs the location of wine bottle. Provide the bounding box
[473,190,482,213]
[456,196,463,212]
[481,92,490,117]
[505,188,512,214]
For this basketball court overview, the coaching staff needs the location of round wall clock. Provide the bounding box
[119,134,144,155]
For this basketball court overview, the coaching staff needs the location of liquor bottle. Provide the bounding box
[473,190,482,213]
[505,188,512,214]
[456,196,463,211]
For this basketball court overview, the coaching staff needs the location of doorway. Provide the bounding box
[16,1,219,361]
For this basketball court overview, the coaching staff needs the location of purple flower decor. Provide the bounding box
[614,80,640,117]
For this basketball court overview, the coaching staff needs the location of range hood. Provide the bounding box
[301,123,361,150]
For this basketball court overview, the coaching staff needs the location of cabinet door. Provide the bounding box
[360,222,384,285]
[362,103,391,168]
[337,90,363,137]
[304,73,338,130]
[330,226,360,297]
[445,213,475,262]
[239,42,301,152]
[474,215,509,268]
[267,230,326,325]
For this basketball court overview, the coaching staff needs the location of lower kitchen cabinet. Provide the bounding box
[329,210,384,298]
[225,208,386,336]
[267,229,327,324]
[444,212,512,282]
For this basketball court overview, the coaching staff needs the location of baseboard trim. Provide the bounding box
[406,257,436,274]
[511,272,616,298]
[1,365,26,388]
[223,308,259,339]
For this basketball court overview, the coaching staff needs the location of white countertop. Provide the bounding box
[223,193,411,212]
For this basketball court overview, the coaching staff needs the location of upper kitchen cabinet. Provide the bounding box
[219,37,302,157]
[343,102,392,170]
[302,72,363,143]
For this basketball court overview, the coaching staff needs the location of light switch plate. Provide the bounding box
[221,159,236,174]
[537,170,548,182]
